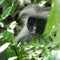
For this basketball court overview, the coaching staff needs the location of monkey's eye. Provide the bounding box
[28,17,36,25]
[27,17,36,33]
[36,18,47,34]
[27,17,36,29]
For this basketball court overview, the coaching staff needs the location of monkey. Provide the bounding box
[15,5,51,43]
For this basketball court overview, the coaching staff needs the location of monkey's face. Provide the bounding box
[27,16,47,35]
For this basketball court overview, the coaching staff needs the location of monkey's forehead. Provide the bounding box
[19,6,50,18]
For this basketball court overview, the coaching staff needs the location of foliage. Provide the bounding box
[0,0,60,60]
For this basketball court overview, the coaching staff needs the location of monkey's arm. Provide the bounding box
[15,26,32,42]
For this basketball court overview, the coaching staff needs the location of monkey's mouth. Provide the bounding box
[30,31,39,36]
[30,32,36,35]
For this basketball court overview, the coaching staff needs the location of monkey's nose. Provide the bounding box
[31,26,36,35]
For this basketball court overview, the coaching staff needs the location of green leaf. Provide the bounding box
[2,31,14,42]
[1,6,12,20]
[44,1,57,36]
[0,0,5,5]
[51,0,60,48]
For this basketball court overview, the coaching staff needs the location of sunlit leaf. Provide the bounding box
[0,0,5,5]
[0,42,10,53]
[1,7,12,20]
[8,56,17,60]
